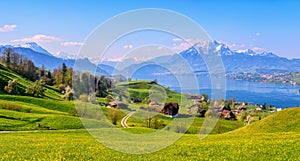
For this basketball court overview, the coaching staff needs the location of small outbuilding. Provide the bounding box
[108,101,128,109]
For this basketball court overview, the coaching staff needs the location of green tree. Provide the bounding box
[62,63,67,84]
[4,79,18,94]
[200,93,209,102]
[109,108,121,125]
[26,80,45,97]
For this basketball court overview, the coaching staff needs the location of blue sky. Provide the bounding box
[0,0,299,59]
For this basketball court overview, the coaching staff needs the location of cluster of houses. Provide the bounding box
[107,98,180,118]
[106,95,281,122]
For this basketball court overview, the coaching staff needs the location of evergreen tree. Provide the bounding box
[62,63,67,84]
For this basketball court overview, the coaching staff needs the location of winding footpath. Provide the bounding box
[121,111,135,128]
[0,112,136,133]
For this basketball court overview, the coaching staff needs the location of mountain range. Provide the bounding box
[1,41,299,79]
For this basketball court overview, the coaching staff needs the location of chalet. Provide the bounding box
[221,110,237,120]
[161,102,179,117]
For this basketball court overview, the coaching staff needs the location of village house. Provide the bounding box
[161,102,179,118]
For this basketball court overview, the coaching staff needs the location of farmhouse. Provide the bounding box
[161,102,179,117]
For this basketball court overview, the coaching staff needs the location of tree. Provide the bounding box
[26,80,45,97]
[4,79,18,94]
[11,52,20,71]
[64,67,73,86]
[200,93,209,102]
[109,108,121,125]
[62,85,74,101]
[4,48,12,67]
[53,67,63,85]
[62,63,67,84]
[23,59,36,81]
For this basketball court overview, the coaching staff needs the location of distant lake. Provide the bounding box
[152,75,300,108]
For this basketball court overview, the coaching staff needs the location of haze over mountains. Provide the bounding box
[1,41,299,78]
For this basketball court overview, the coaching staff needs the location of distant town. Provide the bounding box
[227,72,300,86]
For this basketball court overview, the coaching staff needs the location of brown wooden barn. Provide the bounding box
[161,102,179,117]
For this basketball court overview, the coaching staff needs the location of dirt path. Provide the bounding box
[121,111,135,128]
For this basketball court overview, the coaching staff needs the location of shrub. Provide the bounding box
[4,79,18,94]
[26,80,45,97]
[109,108,121,125]
[25,108,32,113]
[79,94,89,102]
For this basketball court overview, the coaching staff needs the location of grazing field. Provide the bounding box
[1,66,300,160]
[230,107,300,134]
[0,95,117,131]
[0,130,299,160]
[1,107,299,160]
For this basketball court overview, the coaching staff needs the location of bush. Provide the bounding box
[240,111,248,121]
[79,94,89,102]
[26,80,45,97]
[4,79,18,94]
[109,108,121,125]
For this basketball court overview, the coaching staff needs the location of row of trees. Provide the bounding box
[4,79,45,97]
[1,48,114,99]
[0,48,39,81]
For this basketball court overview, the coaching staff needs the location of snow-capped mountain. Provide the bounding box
[0,42,114,75]
[17,42,52,56]
[186,40,299,73]
[1,41,299,78]
[0,42,53,56]
[117,40,300,76]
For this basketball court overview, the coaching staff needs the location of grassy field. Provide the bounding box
[0,94,120,131]
[230,107,300,134]
[1,105,299,160]
[0,130,299,160]
[1,68,300,160]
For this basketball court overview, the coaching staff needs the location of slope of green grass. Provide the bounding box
[115,80,184,102]
[0,95,125,131]
[0,105,114,131]
[0,130,299,160]
[0,99,68,115]
[114,80,193,114]
[0,64,61,99]
[230,107,300,134]
[0,95,75,114]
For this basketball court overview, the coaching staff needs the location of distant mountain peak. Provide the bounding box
[190,40,279,58]
[193,40,234,56]
[15,42,52,56]
[54,51,75,60]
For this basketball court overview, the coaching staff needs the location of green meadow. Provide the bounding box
[0,63,300,160]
